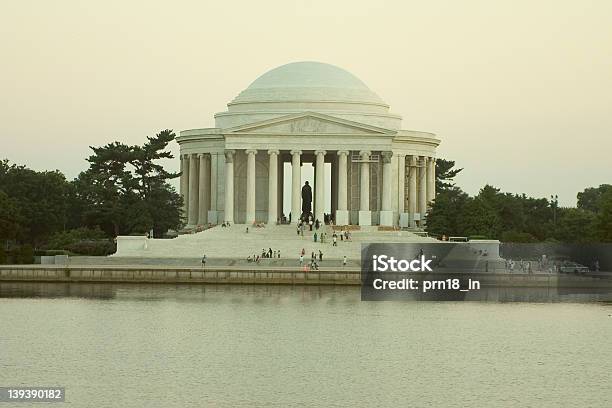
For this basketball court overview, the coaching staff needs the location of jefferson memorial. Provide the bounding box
[177,61,440,228]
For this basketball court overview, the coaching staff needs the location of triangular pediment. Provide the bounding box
[224,112,395,135]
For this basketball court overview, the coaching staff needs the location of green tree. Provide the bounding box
[553,208,597,243]
[46,227,108,250]
[425,183,580,242]
[425,187,470,237]
[456,187,502,238]
[0,160,70,245]
[522,196,554,240]
[130,130,179,197]
[577,184,612,213]
[435,159,463,193]
[75,141,137,236]
[500,231,538,243]
[497,193,527,234]
[77,130,182,237]
[594,189,612,242]
[0,190,24,242]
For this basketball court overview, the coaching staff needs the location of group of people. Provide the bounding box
[296,215,322,234]
[286,212,335,225]
[504,256,600,274]
[214,213,354,269]
[313,231,329,243]
[247,248,282,263]
[334,230,351,243]
[297,248,348,269]
[504,258,541,273]
[298,248,323,270]
[310,228,351,246]
[505,259,538,273]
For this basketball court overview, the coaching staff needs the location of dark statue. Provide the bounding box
[301,181,312,219]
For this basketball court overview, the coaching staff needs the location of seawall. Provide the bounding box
[0,265,361,285]
[1,265,611,287]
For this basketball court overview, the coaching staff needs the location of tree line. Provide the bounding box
[0,130,182,262]
[427,160,612,243]
[1,141,611,263]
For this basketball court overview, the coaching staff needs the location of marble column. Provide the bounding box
[314,150,326,222]
[180,154,189,223]
[408,155,417,228]
[268,150,279,224]
[397,154,406,214]
[245,149,257,224]
[336,150,349,225]
[330,156,338,216]
[188,153,199,226]
[198,153,210,226]
[290,150,301,223]
[380,151,394,226]
[418,156,427,226]
[208,153,218,224]
[277,156,284,221]
[359,150,371,226]
[427,157,436,205]
[224,150,235,223]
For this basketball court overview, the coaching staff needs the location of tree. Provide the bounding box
[0,160,70,245]
[500,231,538,243]
[76,141,138,236]
[435,159,463,193]
[553,208,596,243]
[496,193,527,234]
[0,190,24,242]
[456,187,502,238]
[130,129,179,198]
[77,130,182,237]
[577,184,612,213]
[425,182,588,242]
[45,227,107,250]
[425,187,470,237]
[594,189,612,242]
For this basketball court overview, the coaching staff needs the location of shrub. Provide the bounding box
[45,227,108,250]
[13,245,34,264]
[501,231,537,243]
[65,240,116,256]
[468,235,488,240]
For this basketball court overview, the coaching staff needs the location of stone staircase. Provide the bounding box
[114,223,436,260]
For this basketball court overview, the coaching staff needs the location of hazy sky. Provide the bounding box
[1,0,611,206]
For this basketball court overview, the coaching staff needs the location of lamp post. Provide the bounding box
[550,194,558,225]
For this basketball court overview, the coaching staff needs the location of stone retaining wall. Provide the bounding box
[0,266,361,285]
[2,266,611,288]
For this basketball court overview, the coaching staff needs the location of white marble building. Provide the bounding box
[178,61,440,228]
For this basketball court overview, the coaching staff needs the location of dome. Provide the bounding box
[231,61,384,105]
[248,61,370,89]
[215,61,402,130]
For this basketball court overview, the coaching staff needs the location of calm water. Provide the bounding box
[0,283,611,408]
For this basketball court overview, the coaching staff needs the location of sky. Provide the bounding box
[1,0,611,207]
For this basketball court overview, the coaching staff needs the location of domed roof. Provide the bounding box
[231,61,385,105]
[249,61,371,90]
[215,61,402,130]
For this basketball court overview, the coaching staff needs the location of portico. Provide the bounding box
[177,62,440,229]
[179,147,437,228]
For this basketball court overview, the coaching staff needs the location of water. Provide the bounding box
[1,283,611,407]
